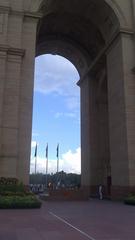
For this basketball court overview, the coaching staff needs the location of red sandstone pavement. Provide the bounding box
[0,200,135,240]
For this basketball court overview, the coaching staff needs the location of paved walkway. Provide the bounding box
[0,200,135,240]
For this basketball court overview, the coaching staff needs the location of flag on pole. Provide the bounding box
[56,144,59,158]
[56,144,59,173]
[46,143,48,159]
[34,143,37,175]
[34,143,37,157]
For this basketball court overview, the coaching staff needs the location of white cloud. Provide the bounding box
[31,141,37,148]
[54,112,77,119]
[32,131,39,137]
[30,156,56,174]
[65,97,80,110]
[65,113,76,118]
[30,147,81,174]
[60,147,81,174]
[34,54,80,110]
[54,112,63,119]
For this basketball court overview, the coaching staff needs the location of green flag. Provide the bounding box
[46,143,48,158]
[34,143,37,157]
[56,144,59,158]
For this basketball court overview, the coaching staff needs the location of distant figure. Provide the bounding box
[99,185,103,200]
[48,182,53,190]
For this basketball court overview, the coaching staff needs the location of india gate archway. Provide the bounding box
[0,0,135,199]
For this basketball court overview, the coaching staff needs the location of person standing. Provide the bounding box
[99,185,103,200]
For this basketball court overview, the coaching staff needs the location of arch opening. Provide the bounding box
[34,0,120,198]
[31,54,81,179]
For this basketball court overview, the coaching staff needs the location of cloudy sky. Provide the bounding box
[31,54,81,174]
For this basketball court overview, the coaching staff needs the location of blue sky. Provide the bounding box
[31,54,81,174]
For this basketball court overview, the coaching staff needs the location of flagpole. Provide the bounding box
[34,143,37,175]
[57,144,59,173]
[45,143,48,189]
[57,155,59,173]
[57,157,59,173]
[35,155,37,175]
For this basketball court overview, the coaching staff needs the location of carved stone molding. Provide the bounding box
[8,48,25,57]
[132,67,135,74]
[0,6,10,14]
[0,13,4,33]
[0,45,25,57]
[0,45,25,62]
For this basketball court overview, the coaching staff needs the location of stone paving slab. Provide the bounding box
[0,200,134,239]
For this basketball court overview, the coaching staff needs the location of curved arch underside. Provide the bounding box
[36,0,120,71]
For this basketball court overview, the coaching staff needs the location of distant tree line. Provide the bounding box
[29,171,81,188]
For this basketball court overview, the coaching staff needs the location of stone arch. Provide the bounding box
[21,0,128,29]
[0,0,135,199]
[35,0,121,199]
[33,0,135,199]
[37,0,125,27]
[105,0,128,26]
[36,37,90,77]
[37,0,120,46]
[25,0,127,32]
[23,0,43,12]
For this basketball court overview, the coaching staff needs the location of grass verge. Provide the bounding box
[124,195,135,206]
[0,195,41,209]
